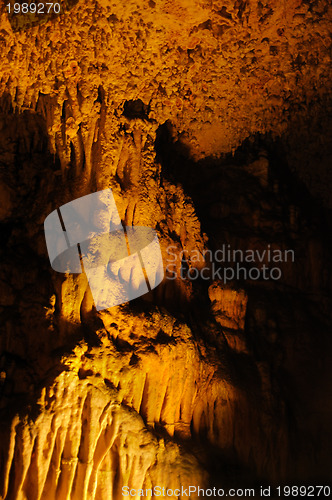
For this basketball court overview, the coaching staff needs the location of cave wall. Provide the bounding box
[0,0,331,499]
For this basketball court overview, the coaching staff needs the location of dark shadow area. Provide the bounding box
[123,99,150,120]
[154,120,332,483]
[155,121,332,247]
[0,97,74,424]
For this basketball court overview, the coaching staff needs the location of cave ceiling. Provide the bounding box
[0,0,331,499]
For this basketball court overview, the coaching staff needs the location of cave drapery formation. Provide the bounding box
[0,0,332,498]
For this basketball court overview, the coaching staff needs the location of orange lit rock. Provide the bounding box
[0,0,331,498]
[209,282,248,327]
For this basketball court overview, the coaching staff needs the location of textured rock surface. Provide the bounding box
[0,0,332,498]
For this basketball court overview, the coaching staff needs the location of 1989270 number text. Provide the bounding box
[6,3,61,14]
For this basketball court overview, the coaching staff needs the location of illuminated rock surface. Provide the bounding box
[0,0,332,498]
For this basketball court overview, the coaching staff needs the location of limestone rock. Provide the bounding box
[0,0,332,498]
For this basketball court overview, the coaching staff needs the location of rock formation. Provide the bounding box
[0,0,331,498]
